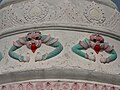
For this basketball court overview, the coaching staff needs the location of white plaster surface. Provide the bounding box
[0,0,120,86]
[0,0,120,36]
[0,31,120,75]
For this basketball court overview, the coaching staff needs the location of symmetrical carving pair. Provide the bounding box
[9,32,63,62]
[8,32,117,64]
[72,33,117,64]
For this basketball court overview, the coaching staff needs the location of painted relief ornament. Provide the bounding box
[9,32,63,62]
[72,33,117,64]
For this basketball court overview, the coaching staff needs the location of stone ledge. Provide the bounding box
[0,25,120,41]
[0,68,120,85]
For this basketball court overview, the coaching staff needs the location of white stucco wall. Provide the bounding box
[0,31,120,74]
[0,0,120,88]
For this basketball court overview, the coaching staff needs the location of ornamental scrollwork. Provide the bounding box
[8,32,63,62]
[0,81,119,90]
[83,1,106,25]
[72,33,117,64]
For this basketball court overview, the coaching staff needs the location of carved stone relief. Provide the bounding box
[83,1,106,25]
[0,80,120,90]
[72,33,117,64]
[8,31,63,62]
[103,10,120,30]
[0,0,120,35]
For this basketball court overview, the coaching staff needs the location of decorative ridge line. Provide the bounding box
[0,68,120,86]
[0,0,116,10]
[0,25,120,41]
[0,79,120,90]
